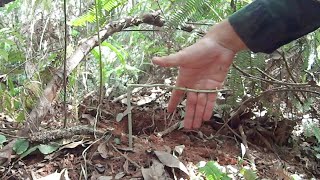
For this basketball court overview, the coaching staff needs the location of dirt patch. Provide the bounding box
[1,93,318,179]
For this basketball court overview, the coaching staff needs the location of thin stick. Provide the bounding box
[111,144,141,168]
[239,125,256,171]
[128,84,230,93]
[156,121,181,137]
[127,87,133,148]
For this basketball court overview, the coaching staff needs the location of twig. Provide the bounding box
[81,135,107,179]
[239,125,256,171]
[254,67,280,82]
[127,87,133,148]
[128,83,230,93]
[156,121,181,137]
[233,63,316,87]
[281,52,320,115]
[111,143,141,168]
[186,22,214,26]
[214,87,320,137]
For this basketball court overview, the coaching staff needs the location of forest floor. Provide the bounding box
[0,76,319,179]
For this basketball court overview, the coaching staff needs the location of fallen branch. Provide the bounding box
[29,125,106,143]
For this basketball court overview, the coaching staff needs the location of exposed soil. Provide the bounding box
[1,86,319,179]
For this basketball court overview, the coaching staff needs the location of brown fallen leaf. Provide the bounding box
[141,159,170,180]
[0,140,15,166]
[34,169,70,180]
[97,142,109,159]
[154,151,189,176]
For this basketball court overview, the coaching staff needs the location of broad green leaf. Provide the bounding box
[13,139,29,155]
[19,145,39,159]
[0,135,7,145]
[38,144,60,155]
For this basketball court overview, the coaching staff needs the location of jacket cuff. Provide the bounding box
[228,0,320,54]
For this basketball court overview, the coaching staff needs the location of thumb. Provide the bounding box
[152,51,185,67]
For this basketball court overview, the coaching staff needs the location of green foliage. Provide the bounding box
[198,161,230,180]
[168,0,207,26]
[313,126,320,143]
[71,0,127,27]
[38,143,60,154]
[0,135,7,147]
[241,168,257,180]
[13,139,29,155]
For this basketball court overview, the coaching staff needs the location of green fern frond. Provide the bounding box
[71,8,96,27]
[169,0,207,27]
[103,0,127,11]
[71,0,127,27]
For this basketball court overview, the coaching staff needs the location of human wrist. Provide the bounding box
[205,19,247,53]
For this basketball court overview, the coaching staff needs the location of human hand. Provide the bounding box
[152,20,246,129]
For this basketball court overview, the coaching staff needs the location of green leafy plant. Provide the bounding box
[13,138,29,155]
[71,0,127,27]
[0,135,7,148]
[312,125,320,159]
[198,161,230,180]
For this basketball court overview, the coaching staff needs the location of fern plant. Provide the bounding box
[71,0,127,27]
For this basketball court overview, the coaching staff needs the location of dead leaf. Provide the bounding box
[59,140,85,150]
[141,159,170,180]
[174,145,185,156]
[116,107,133,122]
[97,142,108,159]
[0,140,15,166]
[95,164,105,173]
[136,93,157,106]
[115,172,125,179]
[123,159,129,174]
[35,169,70,180]
[154,151,189,175]
[97,176,113,180]
[81,114,96,126]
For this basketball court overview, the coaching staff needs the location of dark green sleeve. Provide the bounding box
[228,0,320,54]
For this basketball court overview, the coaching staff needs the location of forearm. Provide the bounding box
[228,0,320,54]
